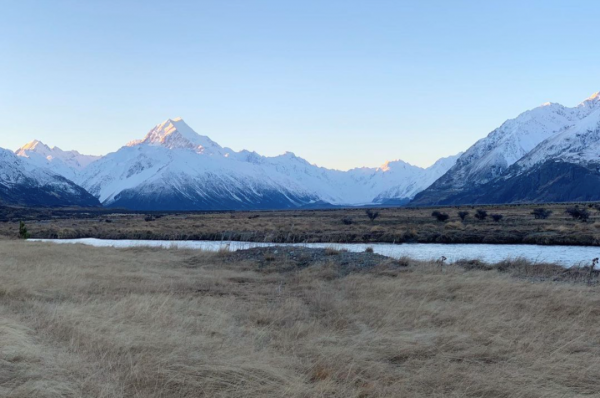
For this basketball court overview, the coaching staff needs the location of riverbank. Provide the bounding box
[2,241,600,397]
[3,203,600,246]
[30,238,600,267]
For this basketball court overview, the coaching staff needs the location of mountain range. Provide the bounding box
[4,91,600,210]
[5,118,460,209]
[412,92,600,205]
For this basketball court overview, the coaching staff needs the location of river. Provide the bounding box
[28,238,600,268]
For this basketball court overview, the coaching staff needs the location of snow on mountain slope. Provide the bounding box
[128,117,231,155]
[16,140,101,181]
[76,118,458,210]
[80,143,321,209]
[0,147,100,207]
[511,107,600,172]
[452,94,600,182]
[411,92,600,205]
[373,153,462,203]
[240,152,433,205]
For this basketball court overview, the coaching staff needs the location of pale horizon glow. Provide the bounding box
[2,1,600,169]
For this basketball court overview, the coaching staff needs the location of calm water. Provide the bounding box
[29,238,600,268]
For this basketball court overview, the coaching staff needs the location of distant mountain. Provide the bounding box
[16,140,101,182]
[0,148,100,207]
[11,92,600,210]
[412,92,600,206]
[72,118,458,210]
[373,154,462,205]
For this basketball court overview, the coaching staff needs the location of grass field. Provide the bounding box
[2,203,600,245]
[2,241,600,397]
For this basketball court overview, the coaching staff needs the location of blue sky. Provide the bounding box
[1,0,599,169]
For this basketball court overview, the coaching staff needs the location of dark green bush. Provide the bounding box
[491,214,504,222]
[566,206,590,222]
[365,209,380,222]
[431,211,449,222]
[474,210,488,220]
[18,221,30,239]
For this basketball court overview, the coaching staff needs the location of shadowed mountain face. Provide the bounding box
[418,161,600,205]
[412,92,600,206]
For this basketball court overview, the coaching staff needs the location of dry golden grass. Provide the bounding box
[2,241,600,397]
[3,203,600,246]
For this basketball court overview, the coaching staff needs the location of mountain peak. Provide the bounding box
[15,140,101,176]
[137,118,224,154]
[378,159,416,172]
[578,91,600,108]
[18,139,51,153]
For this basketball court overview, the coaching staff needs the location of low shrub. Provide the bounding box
[531,208,552,219]
[18,221,30,239]
[474,210,488,220]
[342,217,353,225]
[566,206,590,222]
[365,209,380,222]
[491,214,504,222]
[431,211,449,222]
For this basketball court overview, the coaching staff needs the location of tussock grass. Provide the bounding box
[4,203,600,246]
[2,241,600,397]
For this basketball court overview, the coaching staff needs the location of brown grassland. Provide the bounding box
[2,203,600,245]
[2,241,600,397]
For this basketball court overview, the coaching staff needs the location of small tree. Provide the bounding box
[18,221,30,239]
[431,210,449,222]
[341,217,353,225]
[474,209,488,220]
[566,206,590,222]
[458,211,469,221]
[531,208,552,220]
[365,209,380,222]
[491,214,503,222]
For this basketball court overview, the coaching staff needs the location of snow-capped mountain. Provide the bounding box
[373,154,462,204]
[72,118,458,210]
[463,102,600,204]
[412,92,600,205]
[512,105,600,171]
[16,140,101,182]
[0,147,100,207]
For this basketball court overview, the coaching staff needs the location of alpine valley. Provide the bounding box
[4,91,600,210]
